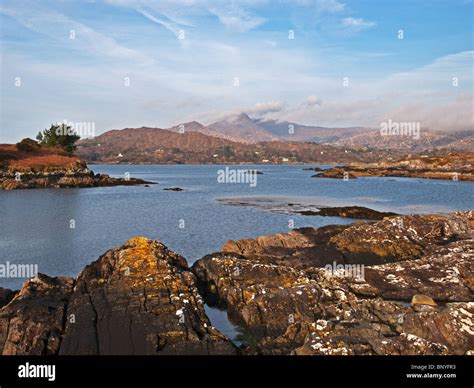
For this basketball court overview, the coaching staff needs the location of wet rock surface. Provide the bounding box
[0,238,236,355]
[193,212,474,355]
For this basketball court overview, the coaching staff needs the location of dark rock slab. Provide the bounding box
[59,237,237,355]
[0,288,15,308]
[0,274,75,355]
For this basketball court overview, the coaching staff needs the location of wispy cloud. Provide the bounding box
[209,6,265,32]
[136,8,182,36]
[341,17,376,31]
[0,1,150,63]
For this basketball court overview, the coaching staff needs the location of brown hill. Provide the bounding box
[76,126,408,164]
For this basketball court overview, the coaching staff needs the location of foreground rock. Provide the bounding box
[0,140,152,190]
[0,288,15,308]
[221,212,472,267]
[193,211,474,355]
[313,153,474,181]
[0,238,237,355]
[0,275,74,355]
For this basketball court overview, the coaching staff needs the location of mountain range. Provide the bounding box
[168,113,473,150]
[76,113,473,164]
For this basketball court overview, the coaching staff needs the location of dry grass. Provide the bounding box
[0,143,83,172]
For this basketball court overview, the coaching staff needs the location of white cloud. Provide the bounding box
[305,95,322,106]
[136,8,182,36]
[265,51,474,131]
[293,0,346,12]
[341,17,376,31]
[249,101,287,115]
[209,6,265,32]
[315,0,346,12]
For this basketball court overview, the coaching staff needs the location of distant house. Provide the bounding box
[118,153,124,158]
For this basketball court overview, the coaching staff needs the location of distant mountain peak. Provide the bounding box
[224,112,252,124]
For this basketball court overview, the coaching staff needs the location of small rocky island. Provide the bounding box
[0,211,472,355]
[312,153,474,181]
[0,139,152,190]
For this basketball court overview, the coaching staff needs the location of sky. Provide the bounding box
[0,0,473,142]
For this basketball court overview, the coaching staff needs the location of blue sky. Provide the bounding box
[1,0,473,142]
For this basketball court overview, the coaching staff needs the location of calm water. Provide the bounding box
[1,164,473,340]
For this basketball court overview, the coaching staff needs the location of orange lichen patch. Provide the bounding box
[122,237,159,268]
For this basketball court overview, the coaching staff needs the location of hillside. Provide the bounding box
[76,126,406,164]
[0,139,84,172]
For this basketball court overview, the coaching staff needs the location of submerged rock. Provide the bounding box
[296,206,398,220]
[163,187,185,191]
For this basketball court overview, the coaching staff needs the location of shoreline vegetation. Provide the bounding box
[0,212,472,355]
[0,139,152,190]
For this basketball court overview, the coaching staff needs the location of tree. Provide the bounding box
[218,145,235,158]
[36,123,80,154]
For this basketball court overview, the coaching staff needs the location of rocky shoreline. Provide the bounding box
[0,167,152,190]
[0,140,152,190]
[311,153,474,181]
[0,212,472,355]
